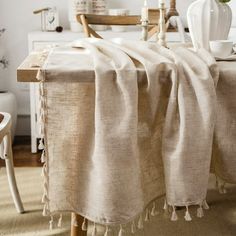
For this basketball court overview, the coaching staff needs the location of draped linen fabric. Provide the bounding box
[37,39,234,227]
[212,61,236,184]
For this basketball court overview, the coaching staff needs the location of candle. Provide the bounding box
[141,0,148,21]
[159,0,165,4]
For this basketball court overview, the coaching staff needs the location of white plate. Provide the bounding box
[216,47,236,61]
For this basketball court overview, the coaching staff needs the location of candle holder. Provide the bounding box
[141,19,149,41]
[167,0,179,19]
[157,2,167,47]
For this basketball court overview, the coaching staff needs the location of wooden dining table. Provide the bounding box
[17,48,236,236]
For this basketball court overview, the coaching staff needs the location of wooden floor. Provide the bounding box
[0,136,42,167]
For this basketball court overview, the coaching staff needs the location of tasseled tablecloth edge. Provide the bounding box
[37,69,56,229]
[163,198,210,223]
[36,69,212,235]
[69,198,210,236]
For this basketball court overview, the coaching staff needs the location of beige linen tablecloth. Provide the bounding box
[36,39,235,234]
[212,61,236,185]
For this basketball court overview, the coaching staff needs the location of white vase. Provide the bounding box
[0,91,17,140]
[187,0,232,50]
[215,1,232,40]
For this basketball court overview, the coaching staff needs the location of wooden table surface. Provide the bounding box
[17,42,194,83]
[17,52,44,83]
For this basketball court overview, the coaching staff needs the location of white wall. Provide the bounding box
[0,0,235,135]
[229,1,236,27]
[0,0,70,135]
[0,0,69,113]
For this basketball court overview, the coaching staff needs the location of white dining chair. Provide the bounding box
[0,112,24,213]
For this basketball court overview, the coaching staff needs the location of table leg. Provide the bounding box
[71,213,87,236]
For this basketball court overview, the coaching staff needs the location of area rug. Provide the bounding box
[0,168,235,235]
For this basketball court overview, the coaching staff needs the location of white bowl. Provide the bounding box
[209,40,233,58]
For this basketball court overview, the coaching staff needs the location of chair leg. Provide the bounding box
[71,213,87,236]
[4,133,24,213]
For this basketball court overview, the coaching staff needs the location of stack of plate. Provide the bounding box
[91,0,107,31]
[68,0,88,32]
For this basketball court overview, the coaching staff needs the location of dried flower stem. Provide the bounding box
[0,57,9,69]
[0,28,8,69]
[0,28,6,37]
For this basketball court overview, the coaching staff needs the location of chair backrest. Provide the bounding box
[77,14,138,38]
[77,0,179,39]
[0,112,11,142]
[77,9,162,39]
[78,14,141,26]
[77,9,162,25]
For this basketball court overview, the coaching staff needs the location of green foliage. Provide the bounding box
[219,0,231,3]
[0,28,6,37]
[0,28,8,69]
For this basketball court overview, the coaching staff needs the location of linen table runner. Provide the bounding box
[37,39,220,233]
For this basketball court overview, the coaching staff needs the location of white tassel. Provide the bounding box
[219,182,227,194]
[41,161,49,217]
[41,163,46,177]
[184,206,192,221]
[41,193,49,203]
[40,110,46,122]
[39,111,45,123]
[118,225,125,236]
[43,182,48,194]
[131,221,136,234]
[82,218,87,231]
[171,206,178,221]
[58,214,62,227]
[49,215,54,230]
[216,177,227,194]
[197,205,204,218]
[202,200,210,210]
[151,202,158,216]
[163,199,168,210]
[39,83,44,96]
[39,124,44,136]
[36,69,44,81]
[104,225,111,236]
[223,187,227,194]
[41,150,46,163]
[137,215,143,229]
[39,99,44,109]
[43,203,48,216]
[41,194,45,203]
[144,208,150,222]
[92,223,97,236]
[38,139,45,150]
[219,185,224,194]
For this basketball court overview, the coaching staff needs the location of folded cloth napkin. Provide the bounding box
[37,39,219,230]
